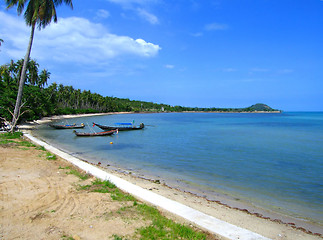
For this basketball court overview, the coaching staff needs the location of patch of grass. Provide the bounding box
[136,203,207,240]
[67,169,90,180]
[78,178,135,201]
[111,189,136,201]
[19,147,30,151]
[0,132,23,140]
[46,152,57,160]
[0,139,15,145]
[0,132,22,146]
[93,178,116,188]
[37,149,57,161]
[0,132,37,150]
[59,166,71,170]
[136,203,160,220]
[61,235,75,240]
[18,141,36,148]
[36,145,46,151]
[112,235,127,240]
[77,184,92,191]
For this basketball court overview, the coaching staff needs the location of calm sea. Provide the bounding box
[33,112,323,225]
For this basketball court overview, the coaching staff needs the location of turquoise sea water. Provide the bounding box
[34,112,323,225]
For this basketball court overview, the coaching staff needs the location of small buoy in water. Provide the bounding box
[110,142,113,144]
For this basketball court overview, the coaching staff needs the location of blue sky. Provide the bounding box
[1,0,322,111]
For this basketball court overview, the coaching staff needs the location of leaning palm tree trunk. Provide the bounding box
[11,23,35,131]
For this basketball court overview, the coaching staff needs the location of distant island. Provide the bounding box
[181,103,281,113]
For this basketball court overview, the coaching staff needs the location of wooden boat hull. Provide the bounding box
[73,129,117,137]
[93,122,144,131]
[49,123,85,129]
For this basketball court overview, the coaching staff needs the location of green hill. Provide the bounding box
[245,103,279,112]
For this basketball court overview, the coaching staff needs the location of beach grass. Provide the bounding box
[77,178,136,201]
[36,145,46,151]
[61,235,75,240]
[136,203,206,240]
[66,168,90,180]
[0,132,57,160]
[0,132,35,148]
[0,132,23,139]
[0,132,22,145]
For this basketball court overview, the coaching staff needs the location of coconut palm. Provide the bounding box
[6,0,73,131]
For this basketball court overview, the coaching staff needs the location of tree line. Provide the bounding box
[1,59,279,127]
[1,59,280,127]
[0,59,170,122]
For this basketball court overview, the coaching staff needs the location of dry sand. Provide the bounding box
[0,143,151,240]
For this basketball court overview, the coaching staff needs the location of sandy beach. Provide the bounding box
[1,114,322,240]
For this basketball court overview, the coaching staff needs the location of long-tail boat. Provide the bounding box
[49,123,85,129]
[73,129,117,137]
[93,122,144,131]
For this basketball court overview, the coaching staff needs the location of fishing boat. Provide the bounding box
[93,122,144,131]
[49,123,85,129]
[73,129,117,137]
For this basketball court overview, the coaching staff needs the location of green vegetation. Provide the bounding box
[0,132,23,139]
[61,235,75,240]
[112,235,126,240]
[45,152,57,160]
[17,140,36,148]
[66,168,90,180]
[0,132,20,145]
[136,203,206,239]
[242,103,278,112]
[77,178,136,201]
[0,132,57,160]
[0,132,30,147]
[35,145,56,159]
[36,145,46,151]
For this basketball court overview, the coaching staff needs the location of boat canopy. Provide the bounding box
[114,123,133,125]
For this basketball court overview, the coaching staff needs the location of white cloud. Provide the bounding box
[191,32,203,37]
[250,68,269,73]
[106,0,159,24]
[107,0,159,7]
[0,11,161,65]
[278,69,294,74]
[222,68,237,72]
[165,64,174,69]
[136,8,159,24]
[96,9,110,19]
[205,22,228,31]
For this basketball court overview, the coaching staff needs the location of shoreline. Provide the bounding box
[19,110,281,129]
[20,113,322,239]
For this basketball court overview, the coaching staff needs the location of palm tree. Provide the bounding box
[6,0,73,131]
[0,38,3,50]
